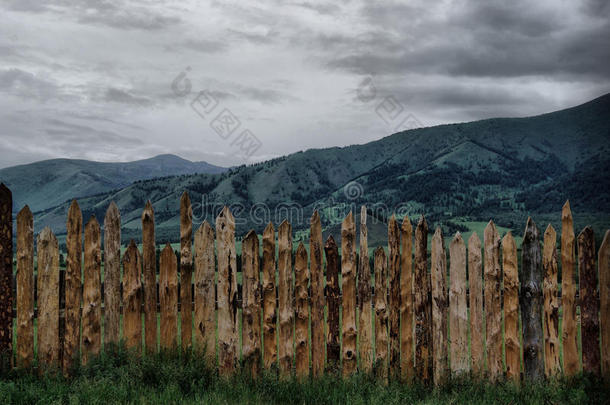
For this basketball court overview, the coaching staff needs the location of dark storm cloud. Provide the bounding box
[0,68,68,101]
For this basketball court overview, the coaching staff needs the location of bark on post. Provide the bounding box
[103,202,121,348]
[359,206,373,374]
[310,211,325,377]
[521,217,543,380]
[242,230,261,377]
[16,206,34,368]
[449,232,468,375]
[193,221,215,359]
[0,184,12,361]
[122,241,142,353]
[578,226,600,376]
[484,221,502,380]
[543,225,560,377]
[468,232,484,376]
[388,215,401,379]
[561,201,579,375]
[502,232,520,383]
[63,200,82,370]
[262,222,277,370]
[374,246,388,383]
[414,216,431,383]
[160,243,178,350]
[216,207,238,376]
[342,212,357,377]
[37,227,60,369]
[278,220,294,378]
[400,215,414,381]
[325,235,340,371]
[142,201,157,353]
[82,217,102,365]
[295,242,309,379]
[431,227,448,385]
[180,192,193,350]
[599,230,610,380]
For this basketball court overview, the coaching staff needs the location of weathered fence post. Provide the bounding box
[278,220,294,378]
[359,207,373,374]
[325,235,340,371]
[449,232,468,375]
[37,227,60,369]
[561,201,579,375]
[400,215,414,381]
[193,221,215,359]
[64,200,82,370]
[310,211,325,377]
[468,232,484,376]
[16,206,34,368]
[374,246,388,383]
[295,242,309,379]
[502,232,520,383]
[579,226,600,376]
[160,243,178,350]
[82,216,102,364]
[123,241,142,353]
[543,225,560,377]
[0,184,12,363]
[484,221,502,380]
[342,212,357,377]
[262,222,277,370]
[142,201,157,353]
[431,227,448,385]
[180,192,193,350]
[600,230,610,380]
[388,215,401,379]
[414,215,431,383]
[104,202,121,348]
[242,230,261,377]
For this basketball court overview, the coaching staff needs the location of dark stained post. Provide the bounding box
[578,227,600,376]
[431,227,448,385]
[104,202,121,348]
[374,246,388,383]
[180,192,193,350]
[262,222,277,370]
[278,220,294,378]
[242,230,262,377]
[325,235,340,371]
[0,184,12,362]
[388,215,401,379]
[64,200,82,370]
[543,225,560,377]
[502,232,520,383]
[310,211,325,376]
[359,207,373,374]
[414,215,431,383]
[484,221,502,380]
[599,230,610,380]
[142,201,157,353]
[468,232,484,376]
[400,215,414,381]
[82,216,102,365]
[294,242,309,379]
[561,201,579,375]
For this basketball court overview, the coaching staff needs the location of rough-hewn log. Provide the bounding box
[374,246,388,383]
[194,221,215,359]
[388,215,401,379]
[600,230,610,380]
[561,201,579,375]
[449,232,468,375]
[578,226,600,376]
[431,227,448,385]
[484,221,502,380]
[37,227,60,369]
[400,215,414,381]
[0,184,12,360]
[123,241,142,353]
[502,232,520,383]
[278,220,294,378]
[325,235,340,371]
[180,192,193,350]
[63,200,82,370]
[160,243,178,350]
[521,217,543,380]
[103,202,121,347]
[16,206,34,368]
[310,211,325,377]
[262,222,277,370]
[414,215,431,383]
[342,212,357,377]
[543,225,560,377]
[359,206,373,374]
[242,230,261,377]
[295,242,309,379]
[82,216,102,365]
[217,207,238,375]
[142,201,157,353]
[468,232,484,376]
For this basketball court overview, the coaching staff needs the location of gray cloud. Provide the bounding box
[104,88,154,106]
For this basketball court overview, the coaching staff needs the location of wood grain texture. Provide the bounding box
[82,217,102,365]
[64,200,82,370]
[578,226,600,376]
[194,221,215,359]
[122,241,142,353]
[141,201,157,353]
[325,235,340,371]
[543,225,560,377]
[262,222,277,370]
[468,232,484,376]
[521,217,543,380]
[278,220,294,378]
[103,202,121,347]
[37,227,60,369]
[449,232,468,375]
[484,221,502,380]
[294,242,309,378]
[502,232,520,383]
[310,211,325,377]
[374,246,388,383]
[400,215,414,381]
[359,207,373,374]
[388,215,401,379]
[341,212,357,377]
[431,227,448,385]
[160,244,178,350]
[561,201,579,375]
[0,184,12,360]
[180,192,193,349]
[16,206,34,368]
[216,207,238,375]
[599,230,610,380]
[414,216,431,383]
[242,230,261,377]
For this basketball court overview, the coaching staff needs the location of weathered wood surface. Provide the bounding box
[64,200,82,370]
[262,222,277,370]
[103,202,121,347]
[414,216,431,383]
[468,232,484,376]
[502,232,520,383]
[142,201,157,353]
[325,235,340,370]
[431,227,448,385]
[310,211,325,376]
[388,215,401,379]
[374,246,388,383]
[543,225,560,377]
[561,201,579,375]
[449,232,468,375]
[242,231,261,377]
[37,227,60,368]
[160,244,178,350]
[358,207,373,374]
[123,241,142,353]
[578,226,600,376]
[484,221,502,380]
[521,217,543,380]
[342,212,357,377]
[194,221,215,359]
[82,217,102,365]
[0,184,12,360]
[400,216,414,381]
[278,220,294,378]
[600,230,610,379]
[217,207,238,375]
[180,192,193,350]
[16,206,34,368]
[295,242,309,378]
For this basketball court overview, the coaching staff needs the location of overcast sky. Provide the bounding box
[1,0,609,168]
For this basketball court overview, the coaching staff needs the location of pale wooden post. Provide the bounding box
[342,212,357,377]
[484,221,502,380]
[160,244,178,350]
[242,230,261,377]
[502,232,520,383]
[468,232,484,376]
[82,216,102,364]
[449,232,469,375]
[180,192,193,349]
[310,211,325,377]
[359,207,373,374]
[142,201,157,353]
[37,227,60,368]
[400,215,414,381]
[374,246,388,383]
[431,227,448,385]
[103,202,121,347]
[64,200,82,370]
[122,241,142,353]
[16,206,34,367]
[561,201,579,375]
[262,222,277,370]
[295,242,309,378]
[193,221,215,359]
[278,220,294,378]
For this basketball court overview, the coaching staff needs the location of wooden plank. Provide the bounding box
[543,225,560,377]
[262,222,277,370]
[431,227,448,385]
[599,230,610,380]
[325,235,340,371]
[122,241,142,353]
[82,216,102,365]
[193,221,215,359]
[561,201,579,375]
[342,212,357,377]
[502,232,520,383]
[160,243,178,350]
[295,242,309,378]
[0,184,12,360]
[216,207,238,375]
[103,202,121,348]
[449,232,468,375]
[414,216,431,383]
[242,230,261,377]
[16,206,34,368]
[468,232,484,376]
[388,215,401,379]
[37,227,60,369]
[400,215,414,381]
[521,217,543,380]
[64,200,82,370]
[310,211,325,377]
[278,220,294,378]
[180,192,193,350]
[578,226,600,376]
[142,201,157,353]
[359,206,373,374]
[484,221,502,380]
[374,246,388,383]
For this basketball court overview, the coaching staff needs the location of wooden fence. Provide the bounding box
[0,183,609,383]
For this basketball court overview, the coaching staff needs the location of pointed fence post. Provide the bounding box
[0,184,12,363]
[142,201,157,353]
[123,241,142,354]
[295,242,309,379]
[579,227,600,376]
[502,232,520,383]
[543,225,560,377]
[193,221,215,359]
[374,246,388,383]
[561,201,579,375]
[242,230,262,377]
[359,207,373,374]
[468,232,484,376]
[414,216,431,383]
[342,212,357,377]
[16,206,34,368]
[180,192,193,350]
[64,201,82,370]
[310,211,325,376]
[400,215,414,381]
[431,227,448,385]
[388,215,401,379]
[262,223,277,370]
[82,216,102,365]
[325,236,340,371]
[278,220,294,378]
[160,244,178,350]
[104,202,121,348]
[449,232,469,375]
[37,227,60,369]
